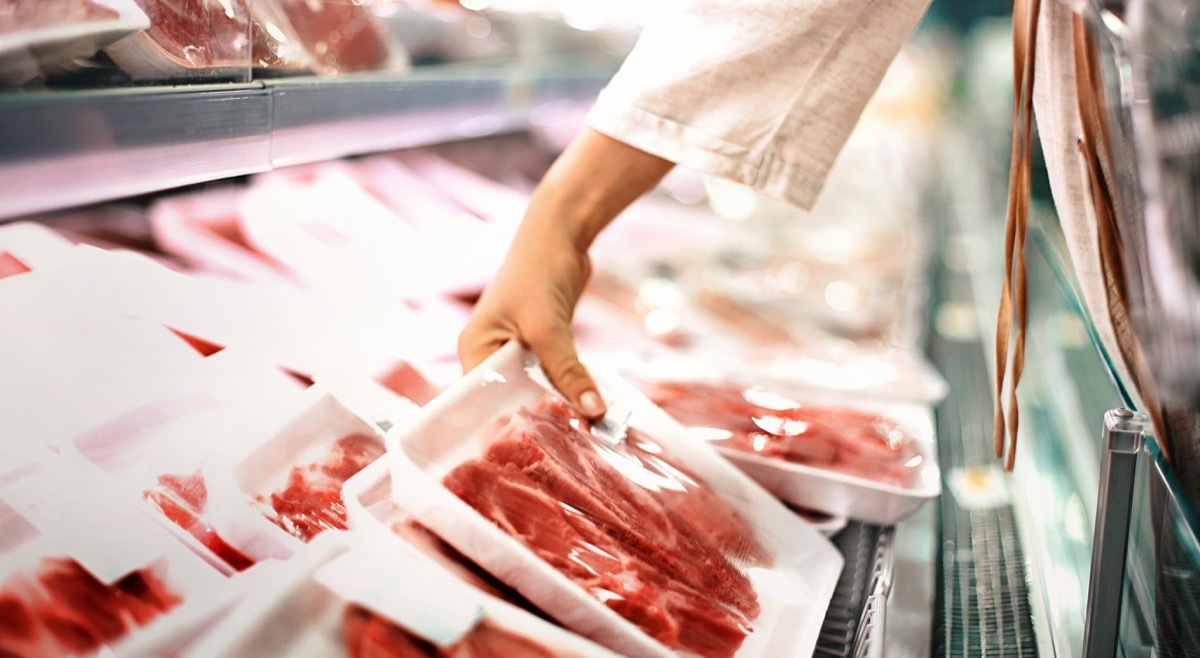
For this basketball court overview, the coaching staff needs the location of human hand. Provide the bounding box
[456,128,674,419]
[457,212,606,419]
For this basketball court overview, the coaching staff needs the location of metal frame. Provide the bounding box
[0,60,615,221]
[1082,407,1150,658]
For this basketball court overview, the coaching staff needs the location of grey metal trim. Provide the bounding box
[0,61,615,220]
[0,84,272,219]
[1082,408,1149,658]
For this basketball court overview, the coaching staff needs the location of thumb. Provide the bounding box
[527,324,606,420]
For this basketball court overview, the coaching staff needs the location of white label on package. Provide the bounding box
[53,512,166,584]
[946,466,1012,510]
[315,543,483,647]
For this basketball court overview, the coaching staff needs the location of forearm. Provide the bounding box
[516,127,675,253]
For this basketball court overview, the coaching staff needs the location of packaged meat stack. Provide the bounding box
[628,368,941,525]
[184,529,627,658]
[58,234,433,396]
[129,385,411,577]
[64,343,307,474]
[238,161,512,300]
[0,473,226,658]
[0,261,228,451]
[148,188,302,287]
[0,0,148,85]
[386,341,844,658]
[104,0,311,80]
[391,151,530,227]
[54,357,390,575]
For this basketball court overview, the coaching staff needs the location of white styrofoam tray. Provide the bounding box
[386,341,844,658]
[183,527,627,658]
[617,356,941,525]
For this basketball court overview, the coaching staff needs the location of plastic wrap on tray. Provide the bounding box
[638,379,923,486]
[0,265,229,450]
[258,431,385,541]
[343,460,553,617]
[628,370,940,525]
[0,0,120,35]
[388,342,843,658]
[104,0,311,80]
[273,0,404,74]
[186,530,625,658]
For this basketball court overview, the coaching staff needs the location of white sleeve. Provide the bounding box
[586,0,932,210]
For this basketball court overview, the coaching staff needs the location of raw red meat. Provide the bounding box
[129,0,301,69]
[282,368,317,388]
[144,471,256,572]
[166,327,225,357]
[0,0,118,36]
[641,380,923,487]
[0,558,179,657]
[261,432,385,541]
[389,520,547,620]
[0,252,31,280]
[343,605,559,658]
[275,0,392,73]
[376,361,440,406]
[442,396,768,658]
[0,593,35,641]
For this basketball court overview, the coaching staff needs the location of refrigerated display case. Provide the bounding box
[0,4,934,656]
[930,1,1200,656]
[11,1,1200,656]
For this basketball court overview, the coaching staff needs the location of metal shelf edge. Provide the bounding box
[0,60,616,220]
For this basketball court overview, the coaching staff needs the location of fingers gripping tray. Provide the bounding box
[386,342,844,658]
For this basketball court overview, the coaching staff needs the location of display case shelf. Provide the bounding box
[0,59,616,220]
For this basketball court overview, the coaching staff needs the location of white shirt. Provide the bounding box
[586,0,933,210]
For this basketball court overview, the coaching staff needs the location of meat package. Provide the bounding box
[387,341,843,658]
[0,265,226,451]
[0,486,225,658]
[229,391,396,544]
[185,529,626,658]
[55,233,436,395]
[0,0,148,84]
[634,375,941,525]
[273,0,403,74]
[133,388,405,575]
[103,0,311,80]
[237,161,513,300]
[0,556,178,657]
